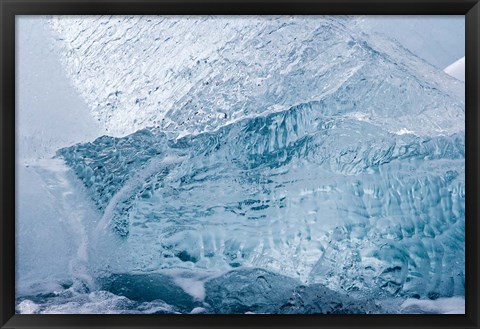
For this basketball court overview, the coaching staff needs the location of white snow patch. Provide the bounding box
[400,296,465,314]
[171,277,206,301]
[158,268,223,302]
[16,300,41,314]
[190,307,207,314]
[444,57,465,82]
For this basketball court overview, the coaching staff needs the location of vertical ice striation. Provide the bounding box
[53,16,465,301]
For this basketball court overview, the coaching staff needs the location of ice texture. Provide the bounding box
[48,16,464,138]
[46,15,465,308]
[15,14,466,314]
[57,101,465,300]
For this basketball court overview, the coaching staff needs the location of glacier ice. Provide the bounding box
[57,95,465,300]
[48,16,464,138]
[17,15,465,313]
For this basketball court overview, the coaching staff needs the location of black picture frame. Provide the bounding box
[1,0,479,328]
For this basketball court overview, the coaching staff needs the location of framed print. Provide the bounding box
[1,0,479,328]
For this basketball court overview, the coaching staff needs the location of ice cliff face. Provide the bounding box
[55,16,464,300]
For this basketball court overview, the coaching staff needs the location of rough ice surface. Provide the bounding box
[48,15,464,138]
[17,15,465,314]
[57,99,465,300]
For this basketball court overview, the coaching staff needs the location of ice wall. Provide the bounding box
[16,15,465,304]
[59,105,465,299]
